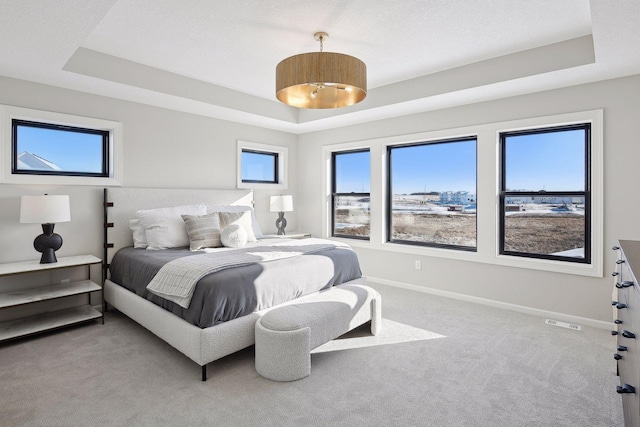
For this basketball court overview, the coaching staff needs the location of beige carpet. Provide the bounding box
[0,282,623,426]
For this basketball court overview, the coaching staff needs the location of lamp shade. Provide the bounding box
[20,195,71,224]
[270,195,293,212]
[275,32,366,109]
[276,52,367,109]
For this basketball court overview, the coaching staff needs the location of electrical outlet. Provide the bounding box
[415,260,421,270]
[61,279,70,284]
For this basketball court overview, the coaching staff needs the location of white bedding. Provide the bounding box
[146,238,351,308]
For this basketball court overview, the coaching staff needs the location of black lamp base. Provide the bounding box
[34,223,63,264]
[275,212,288,235]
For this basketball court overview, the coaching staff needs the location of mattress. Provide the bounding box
[108,239,362,328]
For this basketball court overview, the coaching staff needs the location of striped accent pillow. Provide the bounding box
[181,213,222,250]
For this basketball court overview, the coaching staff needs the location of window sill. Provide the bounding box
[0,174,121,186]
[237,181,287,190]
[328,236,603,278]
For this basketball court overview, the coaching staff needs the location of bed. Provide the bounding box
[102,187,365,380]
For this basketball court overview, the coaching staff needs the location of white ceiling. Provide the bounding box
[0,0,639,134]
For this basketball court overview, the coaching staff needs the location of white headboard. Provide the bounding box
[103,187,253,275]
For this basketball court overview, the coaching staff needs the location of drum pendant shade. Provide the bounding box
[276,32,366,109]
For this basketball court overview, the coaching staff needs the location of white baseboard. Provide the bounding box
[367,276,612,330]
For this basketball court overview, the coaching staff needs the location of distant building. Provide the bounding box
[504,196,530,205]
[440,191,476,205]
[538,196,574,204]
[17,151,61,171]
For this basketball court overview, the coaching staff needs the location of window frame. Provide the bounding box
[0,105,122,186]
[498,123,591,263]
[331,148,371,241]
[240,148,279,184]
[236,140,288,190]
[322,109,603,278]
[12,119,110,178]
[386,136,478,252]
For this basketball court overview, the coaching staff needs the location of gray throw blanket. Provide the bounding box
[146,238,351,308]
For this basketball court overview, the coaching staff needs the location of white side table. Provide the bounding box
[0,255,102,342]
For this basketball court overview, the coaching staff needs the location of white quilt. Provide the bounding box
[146,238,350,308]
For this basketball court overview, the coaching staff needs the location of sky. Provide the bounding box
[391,139,476,194]
[336,128,586,194]
[504,128,585,191]
[335,140,477,194]
[16,124,104,173]
[335,150,371,193]
[241,151,276,182]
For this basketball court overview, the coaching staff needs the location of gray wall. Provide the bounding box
[2,72,639,325]
[297,74,640,324]
[0,76,297,264]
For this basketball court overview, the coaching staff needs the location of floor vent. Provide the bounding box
[545,318,583,331]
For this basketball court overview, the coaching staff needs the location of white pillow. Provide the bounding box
[220,224,247,248]
[136,204,207,250]
[206,204,264,239]
[129,219,148,249]
[218,210,257,242]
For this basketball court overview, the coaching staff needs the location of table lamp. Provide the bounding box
[269,195,293,235]
[20,194,71,263]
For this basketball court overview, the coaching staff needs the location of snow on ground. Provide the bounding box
[505,203,585,216]
[336,195,583,216]
[335,195,584,231]
[334,223,364,229]
[552,247,584,257]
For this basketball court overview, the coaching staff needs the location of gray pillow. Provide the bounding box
[181,213,222,250]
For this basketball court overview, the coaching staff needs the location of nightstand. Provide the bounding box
[263,232,311,239]
[0,255,103,342]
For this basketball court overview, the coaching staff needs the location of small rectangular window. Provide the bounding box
[387,137,477,250]
[499,124,590,263]
[241,149,278,184]
[332,149,370,240]
[12,119,109,177]
[237,141,287,190]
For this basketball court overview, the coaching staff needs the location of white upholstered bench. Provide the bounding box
[254,283,382,381]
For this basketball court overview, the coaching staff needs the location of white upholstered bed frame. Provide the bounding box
[102,187,364,381]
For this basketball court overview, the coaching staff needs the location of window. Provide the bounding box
[332,149,370,240]
[499,124,590,263]
[323,110,602,277]
[12,119,109,177]
[387,137,477,250]
[1,105,122,186]
[241,149,278,184]
[236,140,287,189]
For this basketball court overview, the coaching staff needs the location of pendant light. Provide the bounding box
[275,32,367,109]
